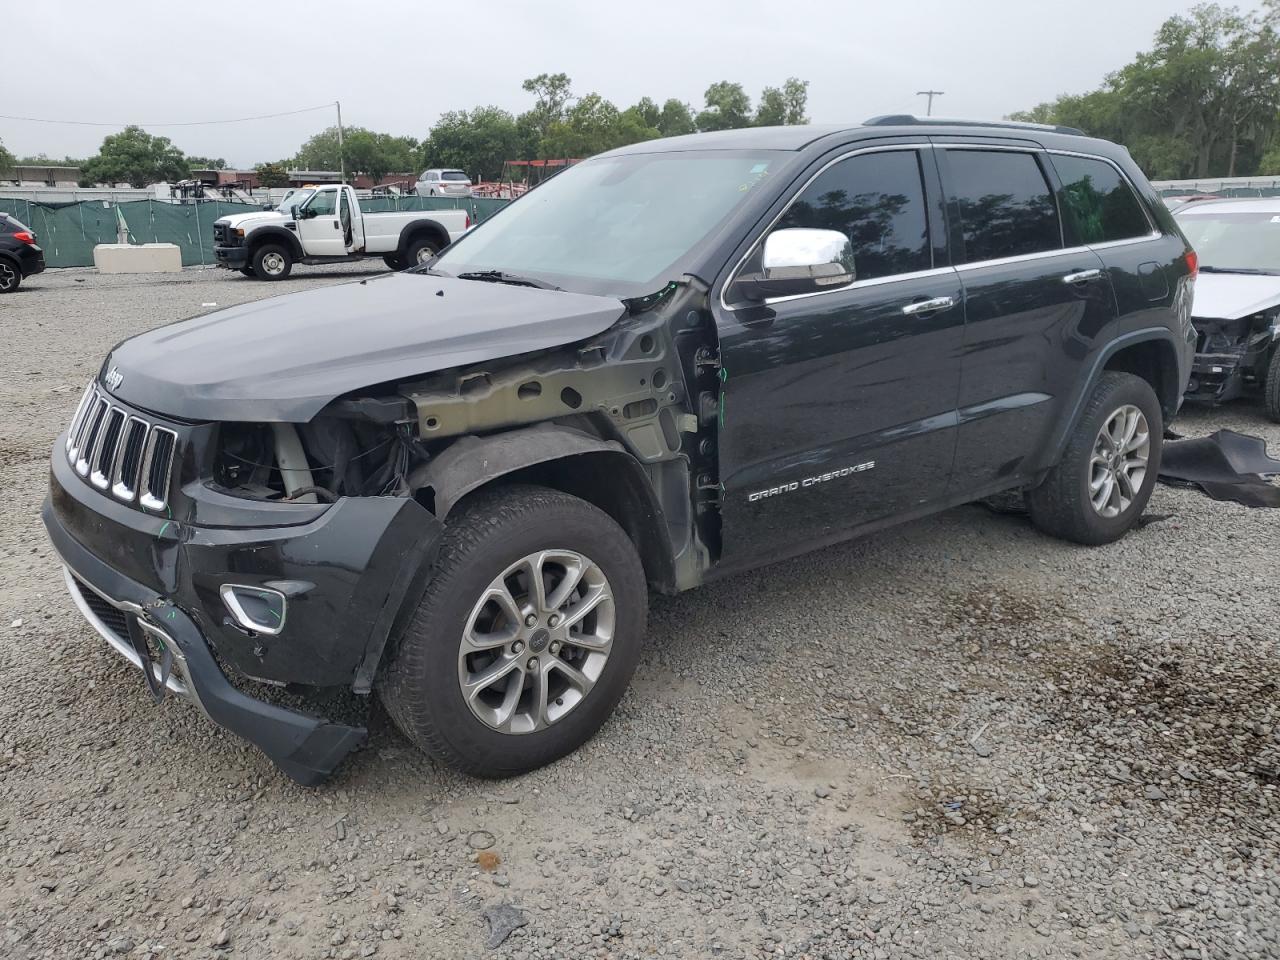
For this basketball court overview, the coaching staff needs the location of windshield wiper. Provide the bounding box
[1198,266,1280,276]
[455,270,562,291]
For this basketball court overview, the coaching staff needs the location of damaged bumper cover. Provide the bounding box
[43,437,443,784]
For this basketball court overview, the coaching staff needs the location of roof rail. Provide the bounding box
[862,114,1086,137]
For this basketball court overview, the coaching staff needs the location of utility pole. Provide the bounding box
[336,100,346,184]
[916,90,944,116]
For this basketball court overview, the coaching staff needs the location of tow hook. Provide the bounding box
[126,617,174,703]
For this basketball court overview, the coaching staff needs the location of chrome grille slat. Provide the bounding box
[111,417,149,502]
[139,427,177,513]
[64,383,178,512]
[75,398,109,477]
[91,408,126,489]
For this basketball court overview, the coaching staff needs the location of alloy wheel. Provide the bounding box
[0,262,16,292]
[457,549,615,734]
[1089,403,1150,518]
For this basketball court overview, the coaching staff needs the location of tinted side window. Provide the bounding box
[1052,154,1151,244]
[947,150,1061,262]
[776,150,931,282]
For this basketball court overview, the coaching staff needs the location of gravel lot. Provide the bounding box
[1,265,1278,960]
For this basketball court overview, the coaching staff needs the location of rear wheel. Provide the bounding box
[403,236,439,267]
[252,243,292,281]
[1026,371,1163,545]
[378,485,647,777]
[237,267,254,277]
[382,254,404,271]
[0,259,20,293]
[1263,346,1280,423]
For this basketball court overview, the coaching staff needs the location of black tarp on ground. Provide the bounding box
[1159,429,1280,508]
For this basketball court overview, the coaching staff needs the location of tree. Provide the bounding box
[422,106,522,180]
[255,161,289,187]
[755,86,787,126]
[0,139,14,176]
[657,99,697,137]
[294,126,419,180]
[521,72,575,141]
[781,77,810,125]
[696,82,752,132]
[1010,3,1280,179]
[81,126,188,187]
[186,156,226,170]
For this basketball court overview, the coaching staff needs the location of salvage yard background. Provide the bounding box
[1,265,1277,960]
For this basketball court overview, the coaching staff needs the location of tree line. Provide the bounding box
[1,74,808,188]
[1011,2,1280,179]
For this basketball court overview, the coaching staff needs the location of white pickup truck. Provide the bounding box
[212,183,471,280]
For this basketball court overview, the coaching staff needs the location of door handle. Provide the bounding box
[333,221,341,230]
[1062,268,1103,284]
[902,296,955,316]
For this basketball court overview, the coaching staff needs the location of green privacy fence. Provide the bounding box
[0,195,511,268]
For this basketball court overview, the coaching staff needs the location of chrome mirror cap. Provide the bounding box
[741,228,855,301]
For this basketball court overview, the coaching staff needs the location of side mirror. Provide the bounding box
[738,228,855,301]
[262,202,274,211]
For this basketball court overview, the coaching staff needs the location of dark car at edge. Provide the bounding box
[0,212,46,293]
[44,117,1197,784]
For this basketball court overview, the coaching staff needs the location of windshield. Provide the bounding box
[432,150,784,296]
[441,171,470,182]
[1176,209,1280,274]
[277,188,314,213]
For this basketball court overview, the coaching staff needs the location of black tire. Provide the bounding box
[382,254,404,271]
[0,259,21,293]
[402,236,438,268]
[1263,346,1280,423]
[378,484,647,777]
[251,243,292,281]
[1025,371,1163,546]
[237,267,255,277]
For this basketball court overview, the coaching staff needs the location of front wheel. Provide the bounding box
[251,243,292,281]
[1026,371,1163,545]
[1263,346,1280,423]
[378,485,647,777]
[0,260,21,293]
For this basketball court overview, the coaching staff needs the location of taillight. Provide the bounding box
[12,231,36,245]
[1185,249,1198,278]
[465,214,472,229]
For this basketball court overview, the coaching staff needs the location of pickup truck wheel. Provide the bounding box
[252,244,292,280]
[403,236,438,266]
[0,260,20,293]
[382,254,404,271]
[237,267,254,277]
[1025,371,1163,545]
[378,484,647,778]
[1263,346,1280,423]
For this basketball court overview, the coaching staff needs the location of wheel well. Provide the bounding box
[247,232,298,260]
[446,452,677,594]
[1103,339,1179,416]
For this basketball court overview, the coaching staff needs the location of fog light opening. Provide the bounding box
[220,584,287,636]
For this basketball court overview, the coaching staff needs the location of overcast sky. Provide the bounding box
[6,0,1267,168]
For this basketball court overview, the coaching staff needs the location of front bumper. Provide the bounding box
[213,244,249,269]
[43,433,444,784]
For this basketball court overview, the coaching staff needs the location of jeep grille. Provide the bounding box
[65,383,177,513]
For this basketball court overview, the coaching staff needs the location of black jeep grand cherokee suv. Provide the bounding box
[44,118,1196,783]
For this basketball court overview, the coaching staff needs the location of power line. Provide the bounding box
[0,103,337,128]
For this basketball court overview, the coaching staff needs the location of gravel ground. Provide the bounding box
[1,265,1278,960]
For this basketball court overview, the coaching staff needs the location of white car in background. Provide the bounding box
[416,169,473,197]
[1175,197,1280,420]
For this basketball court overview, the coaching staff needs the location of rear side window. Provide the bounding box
[1052,154,1152,244]
[776,150,931,282]
[946,150,1061,262]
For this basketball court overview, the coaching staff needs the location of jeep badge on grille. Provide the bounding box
[104,367,124,390]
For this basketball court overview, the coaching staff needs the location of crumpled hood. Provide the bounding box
[104,273,626,422]
[1191,272,1280,321]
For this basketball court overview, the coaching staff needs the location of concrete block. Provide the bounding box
[93,243,183,274]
